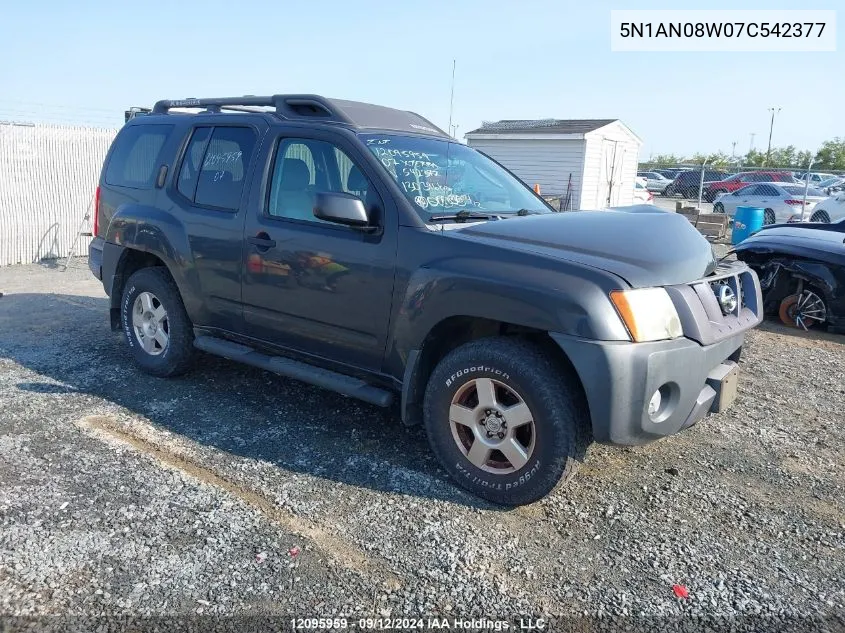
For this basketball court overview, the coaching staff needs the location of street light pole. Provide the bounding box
[765,107,781,166]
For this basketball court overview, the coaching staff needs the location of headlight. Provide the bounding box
[610,288,683,342]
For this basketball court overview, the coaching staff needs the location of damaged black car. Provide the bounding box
[734,219,845,332]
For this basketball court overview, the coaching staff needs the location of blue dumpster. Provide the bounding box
[732,206,765,245]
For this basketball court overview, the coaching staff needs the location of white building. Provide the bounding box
[465,119,642,210]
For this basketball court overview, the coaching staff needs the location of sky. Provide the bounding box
[0,0,840,160]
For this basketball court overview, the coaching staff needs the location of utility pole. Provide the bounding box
[731,141,737,162]
[447,59,456,139]
[749,132,756,154]
[765,107,781,166]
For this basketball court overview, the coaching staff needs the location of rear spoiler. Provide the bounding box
[124,107,152,123]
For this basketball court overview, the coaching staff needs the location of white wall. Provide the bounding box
[582,121,641,209]
[0,124,117,266]
[466,138,586,206]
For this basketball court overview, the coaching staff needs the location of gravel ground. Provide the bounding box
[0,262,843,632]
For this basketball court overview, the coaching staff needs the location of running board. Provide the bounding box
[193,336,393,408]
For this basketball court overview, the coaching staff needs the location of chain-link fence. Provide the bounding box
[0,122,117,266]
[636,162,845,224]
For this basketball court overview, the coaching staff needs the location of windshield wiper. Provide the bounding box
[428,210,498,223]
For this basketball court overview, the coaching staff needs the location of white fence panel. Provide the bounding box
[0,123,118,266]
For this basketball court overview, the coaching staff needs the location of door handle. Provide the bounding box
[248,233,276,250]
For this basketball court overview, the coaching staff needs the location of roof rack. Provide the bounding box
[125,106,152,122]
[148,94,451,138]
[151,94,354,124]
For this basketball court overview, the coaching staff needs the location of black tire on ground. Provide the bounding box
[811,210,831,223]
[714,202,725,214]
[764,209,776,225]
[423,336,591,506]
[120,267,195,377]
[708,189,725,202]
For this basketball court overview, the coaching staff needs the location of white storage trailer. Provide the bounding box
[465,119,642,210]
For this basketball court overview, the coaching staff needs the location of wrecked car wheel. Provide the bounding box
[778,291,827,330]
[423,337,591,506]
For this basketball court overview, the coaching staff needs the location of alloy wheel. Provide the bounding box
[132,291,170,355]
[449,378,536,474]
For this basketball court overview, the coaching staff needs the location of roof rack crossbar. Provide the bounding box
[151,94,355,124]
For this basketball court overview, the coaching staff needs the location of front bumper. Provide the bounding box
[551,332,745,445]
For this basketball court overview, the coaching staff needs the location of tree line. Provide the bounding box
[642,138,845,171]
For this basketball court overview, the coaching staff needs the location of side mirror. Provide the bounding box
[313,191,369,227]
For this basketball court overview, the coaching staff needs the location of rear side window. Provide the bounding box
[105,124,173,189]
[177,127,212,200]
[177,126,257,211]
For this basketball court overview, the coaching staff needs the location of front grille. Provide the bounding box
[665,261,763,346]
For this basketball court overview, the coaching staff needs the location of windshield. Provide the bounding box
[359,133,551,219]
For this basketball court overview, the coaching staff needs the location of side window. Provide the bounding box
[177,127,212,200]
[192,127,257,211]
[105,124,173,189]
[742,185,761,196]
[268,138,378,224]
[759,185,779,196]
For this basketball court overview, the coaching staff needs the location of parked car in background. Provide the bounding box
[817,176,845,194]
[703,171,795,202]
[637,171,673,193]
[665,169,728,199]
[655,168,689,180]
[633,181,655,204]
[791,190,845,223]
[713,183,828,225]
[796,172,837,185]
[635,176,648,189]
[735,219,845,332]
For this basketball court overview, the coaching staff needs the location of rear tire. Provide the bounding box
[423,337,591,506]
[811,210,830,223]
[120,267,195,377]
[714,202,725,214]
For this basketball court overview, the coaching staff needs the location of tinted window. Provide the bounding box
[736,185,760,196]
[177,127,212,200]
[758,185,779,196]
[105,124,173,189]
[193,127,257,210]
[268,138,379,224]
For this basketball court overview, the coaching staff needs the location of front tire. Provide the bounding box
[423,337,591,506]
[811,210,831,223]
[120,267,195,377]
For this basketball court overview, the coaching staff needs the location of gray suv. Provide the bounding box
[88,94,763,505]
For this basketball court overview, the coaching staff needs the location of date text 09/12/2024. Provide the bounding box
[290,617,548,630]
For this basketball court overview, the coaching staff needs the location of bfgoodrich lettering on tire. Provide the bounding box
[120,267,195,378]
[423,337,591,505]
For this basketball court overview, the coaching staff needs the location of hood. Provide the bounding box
[453,211,716,287]
[734,223,845,266]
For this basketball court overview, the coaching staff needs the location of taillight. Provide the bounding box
[784,199,805,206]
[93,186,101,237]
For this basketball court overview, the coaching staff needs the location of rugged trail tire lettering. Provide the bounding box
[423,336,592,506]
[120,267,195,378]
